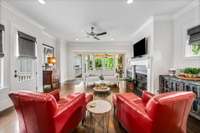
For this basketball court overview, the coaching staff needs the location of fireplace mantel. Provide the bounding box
[129,56,151,68]
[128,56,152,93]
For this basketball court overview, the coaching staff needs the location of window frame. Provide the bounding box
[185,35,200,58]
[16,32,35,82]
[0,28,4,89]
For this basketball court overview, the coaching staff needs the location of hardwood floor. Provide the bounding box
[0,80,200,133]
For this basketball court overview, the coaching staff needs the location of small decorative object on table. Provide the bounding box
[99,74,104,81]
[93,83,111,97]
[168,68,176,76]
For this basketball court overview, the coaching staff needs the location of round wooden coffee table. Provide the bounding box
[93,86,111,97]
[93,87,110,93]
[86,100,112,133]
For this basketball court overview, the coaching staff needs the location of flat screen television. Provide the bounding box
[133,38,147,58]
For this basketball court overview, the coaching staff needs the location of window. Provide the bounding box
[186,25,200,57]
[104,58,114,70]
[18,58,33,73]
[0,24,4,57]
[94,54,114,70]
[87,55,94,70]
[185,44,200,57]
[17,31,36,82]
[191,43,200,56]
[95,57,103,70]
[18,31,36,58]
[0,24,5,88]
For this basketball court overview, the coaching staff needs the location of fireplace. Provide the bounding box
[134,65,147,96]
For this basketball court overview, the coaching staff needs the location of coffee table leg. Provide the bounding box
[103,114,105,133]
[89,112,94,133]
[106,112,110,133]
[102,113,109,133]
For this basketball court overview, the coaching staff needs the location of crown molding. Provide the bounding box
[0,0,45,30]
[68,41,131,46]
[130,16,154,39]
[172,0,200,19]
[42,31,56,41]
[154,15,173,21]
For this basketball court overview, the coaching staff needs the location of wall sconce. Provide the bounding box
[48,56,56,65]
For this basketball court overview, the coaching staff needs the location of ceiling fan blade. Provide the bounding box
[96,32,107,36]
[94,36,100,40]
[87,32,92,36]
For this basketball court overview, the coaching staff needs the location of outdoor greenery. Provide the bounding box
[104,58,114,70]
[191,43,200,56]
[86,54,123,71]
[182,67,200,75]
[124,77,136,83]
[95,57,114,70]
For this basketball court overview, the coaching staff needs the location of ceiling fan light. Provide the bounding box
[126,0,133,4]
[38,0,46,5]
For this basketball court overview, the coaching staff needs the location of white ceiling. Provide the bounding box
[6,0,192,42]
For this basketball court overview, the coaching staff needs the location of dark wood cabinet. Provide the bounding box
[159,75,200,120]
[43,70,60,92]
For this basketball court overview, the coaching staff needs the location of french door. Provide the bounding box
[10,24,37,91]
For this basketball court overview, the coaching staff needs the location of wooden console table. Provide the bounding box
[159,75,200,120]
[43,70,60,92]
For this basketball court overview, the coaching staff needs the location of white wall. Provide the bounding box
[131,18,154,57]
[56,39,68,83]
[0,1,57,111]
[130,16,174,93]
[129,0,200,93]
[130,18,154,92]
[67,42,132,80]
[173,0,200,68]
[151,17,173,92]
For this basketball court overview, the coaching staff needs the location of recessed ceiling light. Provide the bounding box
[126,0,133,4]
[75,38,79,41]
[111,38,114,41]
[38,0,46,5]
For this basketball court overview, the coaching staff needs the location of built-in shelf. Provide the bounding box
[159,75,200,120]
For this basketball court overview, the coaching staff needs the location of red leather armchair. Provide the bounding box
[9,90,93,133]
[113,91,195,133]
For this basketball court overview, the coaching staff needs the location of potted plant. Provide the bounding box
[179,67,200,78]
[124,77,136,90]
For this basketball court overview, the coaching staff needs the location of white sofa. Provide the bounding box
[83,70,119,87]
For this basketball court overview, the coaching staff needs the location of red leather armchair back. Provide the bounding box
[9,91,58,133]
[146,92,195,133]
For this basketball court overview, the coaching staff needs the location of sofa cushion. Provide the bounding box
[142,91,154,105]
[118,93,141,103]
[48,89,60,101]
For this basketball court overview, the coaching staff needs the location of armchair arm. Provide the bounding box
[48,89,60,101]
[142,91,154,104]
[123,100,153,133]
[53,93,85,133]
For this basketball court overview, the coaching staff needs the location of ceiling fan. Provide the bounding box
[87,26,107,40]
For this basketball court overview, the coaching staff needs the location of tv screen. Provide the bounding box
[133,38,147,58]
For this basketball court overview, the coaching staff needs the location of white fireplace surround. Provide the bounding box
[129,56,153,93]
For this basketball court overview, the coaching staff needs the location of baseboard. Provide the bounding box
[60,79,79,85]
[0,106,14,116]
